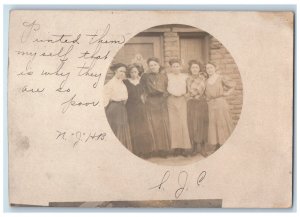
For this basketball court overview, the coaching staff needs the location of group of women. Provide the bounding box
[104,57,236,159]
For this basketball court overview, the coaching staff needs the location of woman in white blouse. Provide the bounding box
[167,59,192,156]
[104,63,132,151]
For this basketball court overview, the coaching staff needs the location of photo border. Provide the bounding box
[2,4,297,213]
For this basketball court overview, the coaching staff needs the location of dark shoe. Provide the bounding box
[142,152,152,159]
[182,150,189,157]
[191,150,198,156]
[200,150,208,157]
[205,145,216,156]
[173,148,181,157]
[159,151,168,158]
[215,144,221,151]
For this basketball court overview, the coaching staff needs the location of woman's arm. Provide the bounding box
[103,81,113,107]
[222,76,236,96]
[140,73,163,95]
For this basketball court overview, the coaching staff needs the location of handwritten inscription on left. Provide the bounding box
[15,20,126,113]
[13,19,128,148]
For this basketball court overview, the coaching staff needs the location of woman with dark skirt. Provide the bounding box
[103,63,132,151]
[140,57,171,157]
[124,63,154,158]
[186,60,209,157]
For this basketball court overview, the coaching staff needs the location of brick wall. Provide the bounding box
[163,32,180,66]
[209,37,243,127]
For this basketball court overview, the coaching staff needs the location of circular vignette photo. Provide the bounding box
[103,24,243,166]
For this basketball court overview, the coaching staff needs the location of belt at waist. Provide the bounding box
[168,94,185,98]
[207,96,226,102]
[110,100,126,104]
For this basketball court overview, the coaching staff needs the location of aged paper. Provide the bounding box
[8,11,293,208]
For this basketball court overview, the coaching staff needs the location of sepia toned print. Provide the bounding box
[104,24,243,165]
[8,10,293,208]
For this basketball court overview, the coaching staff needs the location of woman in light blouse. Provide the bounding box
[205,62,235,152]
[104,63,132,151]
[167,59,192,156]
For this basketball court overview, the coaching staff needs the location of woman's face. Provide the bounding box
[148,61,160,73]
[190,64,201,75]
[130,67,139,79]
[171,62,181,74]
[115,66,127,80]
[206,64,216,76]
[199,73,206,80]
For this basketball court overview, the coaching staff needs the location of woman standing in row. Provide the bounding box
[103,63,133,152]
[205,62,236,152]
[140,57,171,157]
[167,59,192,156]
[124,64,154,158]
[186,60,209,156]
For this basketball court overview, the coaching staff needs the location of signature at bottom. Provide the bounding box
[149,170,206,199]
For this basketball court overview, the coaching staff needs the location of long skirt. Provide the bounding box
[126,102,154,156]
[106,101,133,151]
[167,95,192,149]
[207,97,234,145]
[187,98,209,145]
[145,95,170,152]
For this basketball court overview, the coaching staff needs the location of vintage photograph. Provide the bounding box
[7,9,293,208]
[104,24,243,165]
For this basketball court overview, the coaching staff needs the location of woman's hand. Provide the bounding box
[223,91,230,97]
[223,87,234,97]
[141,94,146,104]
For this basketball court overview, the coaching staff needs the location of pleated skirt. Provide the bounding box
[187,98,209,145]
[207,97,234,145]
[106,101,133,151]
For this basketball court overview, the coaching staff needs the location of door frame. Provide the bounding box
[126,33,164,63]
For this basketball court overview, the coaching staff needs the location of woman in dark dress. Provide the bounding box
[124,63,154,158]
[140,57,171,157]
[104,63,132,151]
[186,60,209,157]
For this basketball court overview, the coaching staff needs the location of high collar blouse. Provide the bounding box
[167,72,188,97]
[186,75,206,99]
[103,76,128,107]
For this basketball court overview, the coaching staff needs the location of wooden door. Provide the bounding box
[106,36,163,82]
[113,36,163,68]
[179,36,209,72]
